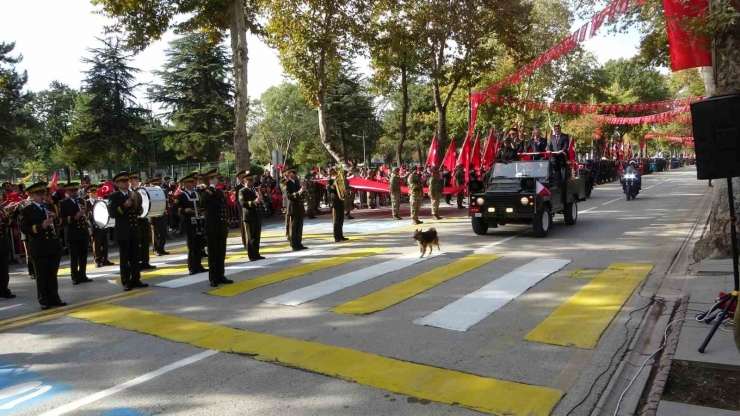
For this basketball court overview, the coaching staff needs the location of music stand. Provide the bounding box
[690,95,740,353]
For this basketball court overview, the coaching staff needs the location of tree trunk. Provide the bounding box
[316,84,346,164]
[396,65,409,167]
[229,0,250,172]
[433,82,448,148]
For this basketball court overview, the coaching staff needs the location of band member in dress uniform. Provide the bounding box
[327,168,349,243]
[147,178,169,256]
[285,167,308,251]
[238,173,266,261]
[85,185,113,267]
[279,171,290,241]
[129,173,156,270]
[200,169,233,287]
[59,183,92,284]
[20,182,66,309]
[194,173,209,258]
[0,203,16,299]
[305,173,317,219]
[429,167,444,220]
[108,172,148,291]
[234,171,248,250]
[176,173,208,275]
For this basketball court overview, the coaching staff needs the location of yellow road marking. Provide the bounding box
[525,263,653,349]
[70,305,563,415]
[567,269,602,279]
[331,254,501,315]
[0,291,152,332]
[207,248,388,297]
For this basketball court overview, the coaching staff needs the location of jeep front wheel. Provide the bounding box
[533,206,551,237]
[472,217,489,235]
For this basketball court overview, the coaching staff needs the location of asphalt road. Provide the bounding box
[0,166,710,416]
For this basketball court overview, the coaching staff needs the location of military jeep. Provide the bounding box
[469,159,587,237]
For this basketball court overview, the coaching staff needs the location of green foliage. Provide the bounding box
[25,81,78,168]
[602,57,671,103]
[668,69,706,97]
[148,32,234,161]
[0,42,33,159]
[380,83,436,162]
[57,93,101,171]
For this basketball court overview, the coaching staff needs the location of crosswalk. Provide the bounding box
[53,242,653,415]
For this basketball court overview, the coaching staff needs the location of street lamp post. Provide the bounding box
[351,132,367,166]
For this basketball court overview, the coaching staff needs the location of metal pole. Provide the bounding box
[363,131,367,166]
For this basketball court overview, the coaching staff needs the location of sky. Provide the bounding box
[0,0,644,102]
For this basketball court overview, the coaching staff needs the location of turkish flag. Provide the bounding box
[568,136,576,161]
[442,139,457,171]
[49,172,59,192]
[426,135,439,167]
[457,134,472,183]
[663,0,712,71]
[536,180,551,196]
[482,128,496,166]
[471,133,482,169]
[98,181,114,198]
[228,191,237,206]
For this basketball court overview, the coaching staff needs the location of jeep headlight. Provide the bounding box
[520,197,529,205]
[476,197,485,205]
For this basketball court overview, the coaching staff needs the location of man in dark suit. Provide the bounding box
[108,172,147,291]
[547,124,570,153]
[238,173,266,261]
[20,182,66,309]
[129,173,156,270]
[176,173,208,275]
[59,183,92,284]
[200,169,233,287]
[234,171,248,250]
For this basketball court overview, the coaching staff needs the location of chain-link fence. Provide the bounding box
[84,160,238,183]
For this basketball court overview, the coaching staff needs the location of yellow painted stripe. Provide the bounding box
[525,263,653,349]
[331,254,501,315]
[0,291,151,332]
[207,248,388,297]
[70,305,563,415]
[567,269,602,279]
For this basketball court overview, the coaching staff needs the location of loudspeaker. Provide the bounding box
[691,95,740,180]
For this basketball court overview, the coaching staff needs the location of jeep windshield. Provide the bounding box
[491,161,549,180]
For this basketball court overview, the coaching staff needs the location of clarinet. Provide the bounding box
[192,199,205,235]
[43,203,59,240]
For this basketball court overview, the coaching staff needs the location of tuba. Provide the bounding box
[335,167,347,201]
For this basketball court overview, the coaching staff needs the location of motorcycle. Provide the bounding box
[622,172,640,201]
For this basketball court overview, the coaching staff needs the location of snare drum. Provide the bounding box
[138,186,167,218]
[93,200,115,228]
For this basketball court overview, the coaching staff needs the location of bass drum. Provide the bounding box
[93,200,115,228]
[138,186,167,218]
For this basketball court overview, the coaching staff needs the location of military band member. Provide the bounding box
[147,178,169,256]
[344,167,355,220]
[429,167,444,220]
[177,174,208,275]
[234,171,248,249]
[108,172,148,291]
[285,167,308,251]
[408,166,423,225]
[327,168,349,243]
[20,182,66,309]
[390,167,403,220]
[194,173,209,258]
[305,174,317,219]
[59,183,92,284]
[238,173,266,261]
[0,203,16,299]
[129,173,156,270]
[201,169,233,287]
[280,171,290,240]
[85,185,113,267]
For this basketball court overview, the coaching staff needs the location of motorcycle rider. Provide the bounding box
[622,160,642,192]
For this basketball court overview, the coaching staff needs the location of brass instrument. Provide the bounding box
[78,197,93,234]
[335,167,347,201]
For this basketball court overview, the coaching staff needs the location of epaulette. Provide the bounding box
[205,188,213,195]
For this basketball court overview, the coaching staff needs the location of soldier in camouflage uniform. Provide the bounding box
[389,167,403,220]
[454,163,466,209]
[429,166,444,220]
[408,166,423,225]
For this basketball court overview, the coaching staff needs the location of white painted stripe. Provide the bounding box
[0,385,53,410]
[601,197,622,206]
[265,252,441,306]
[580,207,598,214]
[414,258,571,331]
[0,304,23,312]
[156,247,335,288]
[39,350,218,416]
[475,230,529,253]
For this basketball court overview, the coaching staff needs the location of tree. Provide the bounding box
[368,0,422,166]
[260,0,367,164]
[55,94,100,175]
[602,57,671,103]
[149,33,234,161]
[248,83,321,167]
[412,0,531,147]
[26,82,78,169]
[91,0,259,171]
[78,37,147,169]
[380,82,436,163]
[0,42,33,159]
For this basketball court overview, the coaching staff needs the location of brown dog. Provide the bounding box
[414,228,440,258]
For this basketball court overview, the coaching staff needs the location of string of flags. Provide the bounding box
[484,96,703,115]
[595,106,692,125]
